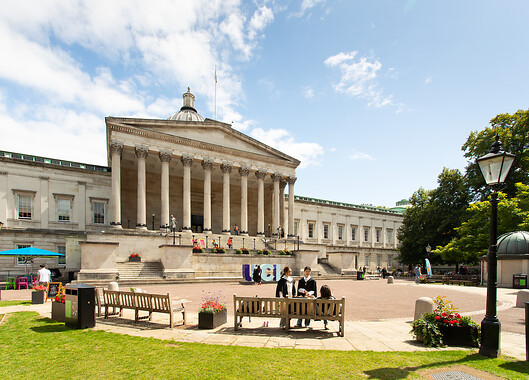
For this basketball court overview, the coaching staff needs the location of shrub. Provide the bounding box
[214,247,226,254]
[258,249,271,255]
[279,249,292,255]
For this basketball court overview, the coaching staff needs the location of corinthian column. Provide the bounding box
[201,159,214,234]
[239,166,250,235]
[159,150,172,229]
[220,162,232,234]
[287,176,296,237]
[280,180,286,238]
[110,141,123,228]
[181,154,193,232]
[271,173,282,237]
[255,170,267,237]
[135,145,149,229]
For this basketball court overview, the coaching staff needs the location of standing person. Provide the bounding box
[382,267,387,279]
[253,265,262,285]
[234,224,239,235]
[414,264,421,284]
[37,264,51,286]
[227,237,233,249]
[296,266,317,328]
[318,285,335,330]
[275,266,295,329]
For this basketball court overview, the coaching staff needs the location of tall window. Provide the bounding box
[323,224,329,239]
[57,245,66,266]
[387,230,393,244]
[388,256,392,268]
[57,199,71,222]
[18,195,32,219]
[16,244,31,266]
[93,202,105,224]
[377,256,381,267]
[338,225,344,240]
[294,221,299,236]
[364,255,370,266]
[308,222,315,238]
[351,227,357,241]
[364,227,369,242]
[376,229,381,243]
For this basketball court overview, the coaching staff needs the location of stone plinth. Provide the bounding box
[414,297,434,321]
[160,245,195,279]
[387,276,394,284]
[516,289,529,307]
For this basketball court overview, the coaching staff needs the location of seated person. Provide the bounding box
[318,285,335,330]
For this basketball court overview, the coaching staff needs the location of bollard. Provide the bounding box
[414,297,434,321]
[108,281,119,291]
[526,302,529,361]
[387,276,394,284]
[517,289,529,307]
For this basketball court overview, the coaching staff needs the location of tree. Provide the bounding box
[397,168,470,266]
[434,183,529,264]
[463,109,529,201]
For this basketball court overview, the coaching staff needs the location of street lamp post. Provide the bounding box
[476,134,516,358]
[152,214,155,230]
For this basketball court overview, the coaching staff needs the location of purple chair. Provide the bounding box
[16,277,29,290]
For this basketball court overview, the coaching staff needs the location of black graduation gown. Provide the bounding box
[297,277,317,297]
[275,276,296,298]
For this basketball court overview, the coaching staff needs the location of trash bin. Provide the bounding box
[65,283,95,329]
[357,271,365,280]
[514,274,528,289]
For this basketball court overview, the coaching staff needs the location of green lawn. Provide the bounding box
[1,312,528,379]
[0,300,31,307]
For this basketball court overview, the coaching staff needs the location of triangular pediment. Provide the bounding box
[106,117,300,168]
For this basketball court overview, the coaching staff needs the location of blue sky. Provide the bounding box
[1,0,528,207]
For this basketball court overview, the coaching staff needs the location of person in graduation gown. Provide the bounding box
[296,266,317,328]
[275,266,295,328]
[253,265,262,285]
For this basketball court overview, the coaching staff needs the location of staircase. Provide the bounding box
[316,257,353,279]
[117,261,163,282]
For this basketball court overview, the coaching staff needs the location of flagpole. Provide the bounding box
[214,65,217,120]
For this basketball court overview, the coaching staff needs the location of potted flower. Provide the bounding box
[31,285,47,304]
[411,296,480,347]
[193,246,204,253]
[258,249,271,255]
[236,247,250,255]
[52,293,66,322]
[129,253,141,262]
[198,292,227,329]
[279,249,292,255]
[214,247,226,254]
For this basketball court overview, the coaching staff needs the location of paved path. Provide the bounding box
[1,279,526,360]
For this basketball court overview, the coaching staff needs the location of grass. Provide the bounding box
[1,312,529,379]
[0,300,31,307]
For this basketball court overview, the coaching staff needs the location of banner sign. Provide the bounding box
[425,258,432,277]
[242,264,281,282]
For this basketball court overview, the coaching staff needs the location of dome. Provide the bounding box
[167,88,205,122]
[497,231,529,255]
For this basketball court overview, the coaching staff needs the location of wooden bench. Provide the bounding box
[233,295,345,336]
[442,275,480,286]
[102,289,188,328]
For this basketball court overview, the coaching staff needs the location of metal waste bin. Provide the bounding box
[65,283,95,329]
[514,274,528,289]
[357,271,365,280]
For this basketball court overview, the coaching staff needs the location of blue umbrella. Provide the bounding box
[0,247,65,275]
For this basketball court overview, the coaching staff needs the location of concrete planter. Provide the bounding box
[129,256,141,262]
[198,309,227,329]
[31,290,46,304]
[440,325,478,347]
[52,301,66,322]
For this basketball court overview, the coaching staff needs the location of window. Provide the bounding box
[57,245,66,266]
[377,256,382,267]
[351,227,357,241]
[338,225,344,240]
[323,224,329,239]
[308,222,315,238]
[93,202,105,224]
[16,244,31,266]
[364,227,370,242]
[294,220,299,236]
[388,256,392,268]
[376,229,381,243]
[18,195,32,219]
[364,255,370,266]
[57,199,71,222]
[387,230,393,244]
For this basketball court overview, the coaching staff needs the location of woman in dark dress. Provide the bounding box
[275,266,295,328]
[253,265,262,285]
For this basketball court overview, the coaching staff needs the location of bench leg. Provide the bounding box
[182,310,187,325]
[234,315,239,330]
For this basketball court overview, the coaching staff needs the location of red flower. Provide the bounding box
[434,316,441,320]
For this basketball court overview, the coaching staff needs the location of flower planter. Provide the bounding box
[198,309,227,329]
[52,301,66,322]
[31,290,46,304]
[440,325,477,347]
[129,256,141,262]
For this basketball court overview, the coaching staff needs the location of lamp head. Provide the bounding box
[476,134,515,186]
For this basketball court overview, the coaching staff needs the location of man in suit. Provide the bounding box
[296,266,317,328]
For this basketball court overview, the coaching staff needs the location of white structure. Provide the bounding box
[0,89,403,281]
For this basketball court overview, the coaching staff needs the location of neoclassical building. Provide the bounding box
[0,89,403,282]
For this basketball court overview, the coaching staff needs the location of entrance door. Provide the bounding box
[191,214,204,233]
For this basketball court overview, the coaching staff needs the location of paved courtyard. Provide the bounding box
[1,278,526,360]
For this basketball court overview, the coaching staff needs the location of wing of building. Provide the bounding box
[0,89,403,283]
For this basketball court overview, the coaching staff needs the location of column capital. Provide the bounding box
[110,141,124,155]
[220,162,232,174]
[159,150,172,163]
[271,172,283,182]
[181,154,194,167]
[201,159,214,171]
[255,169,267,180]
[287,176,297,185]
[135,145,149,159]
[238,166,250,177]
[280,180,287,190]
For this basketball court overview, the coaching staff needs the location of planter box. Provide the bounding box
[440,325,477,347]
[32,291,46,304]
[52,301,66,322]
[129,256,141,262]
[198,309,227,329]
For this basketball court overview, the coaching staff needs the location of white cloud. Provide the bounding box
[250,128,324,168]
[324,51,396,108]
[303,86,315,99]
[291,0,328,18]
[350,150,373,160]
[425,76,434,85]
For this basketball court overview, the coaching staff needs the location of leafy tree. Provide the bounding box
[463,109,529,201]
[434,183,529,264]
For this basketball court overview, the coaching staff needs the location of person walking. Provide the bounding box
[227,237,233,249]
[234,224,239,235]
[253,265,262,285]
[414,265,421,284]
[296,266,317,328]
[276,266,295,329]
[37,264,51,286]
[382,267,387,279]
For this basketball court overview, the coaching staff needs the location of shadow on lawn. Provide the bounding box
[363,353,529,379]
[31,317,71,333]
